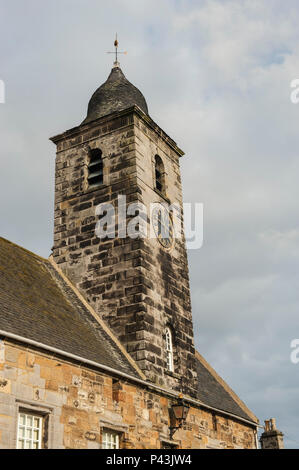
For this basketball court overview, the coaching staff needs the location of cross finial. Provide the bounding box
[107,34,127,68]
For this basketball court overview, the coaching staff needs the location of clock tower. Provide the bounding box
[50,57,198,397]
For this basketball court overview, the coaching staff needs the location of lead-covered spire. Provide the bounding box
[82,37,148,124]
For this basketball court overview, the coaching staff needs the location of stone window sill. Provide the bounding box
[165,370,181,379]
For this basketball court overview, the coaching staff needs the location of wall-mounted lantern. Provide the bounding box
[169,393,190,439]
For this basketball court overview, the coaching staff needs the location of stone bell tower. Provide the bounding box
[50,53,198,397]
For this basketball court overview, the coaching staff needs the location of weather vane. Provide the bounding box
[107,34,127,67]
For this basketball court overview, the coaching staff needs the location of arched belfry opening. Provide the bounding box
[155,155,165,194]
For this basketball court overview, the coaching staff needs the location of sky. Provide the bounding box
[1,0,299,448]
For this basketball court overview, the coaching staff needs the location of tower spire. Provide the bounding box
[107,34,127,68]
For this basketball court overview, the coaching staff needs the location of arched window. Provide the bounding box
[155,155,165,194]
[165,328,174,372]
[88,148,103,188]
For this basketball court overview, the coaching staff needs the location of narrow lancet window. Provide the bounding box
[165,327,174,372]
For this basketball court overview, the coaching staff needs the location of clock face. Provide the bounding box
[152,204,174,249]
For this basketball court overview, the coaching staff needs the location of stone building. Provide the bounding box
[0,56,260,449]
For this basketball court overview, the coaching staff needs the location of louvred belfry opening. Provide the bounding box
[88,149,103,188]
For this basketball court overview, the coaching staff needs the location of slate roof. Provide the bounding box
[0,237,257,423]
[82,66,148,124]
[0,237,140,378]
[196,351,258,423]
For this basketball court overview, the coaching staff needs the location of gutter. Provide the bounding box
[0,329,261,429]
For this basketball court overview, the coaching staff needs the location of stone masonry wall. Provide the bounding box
[0,341,257,449]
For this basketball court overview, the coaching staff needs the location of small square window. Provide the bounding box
[17,412,43,449]
[102,430,120,449]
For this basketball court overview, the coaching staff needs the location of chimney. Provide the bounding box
[260,418,284,449]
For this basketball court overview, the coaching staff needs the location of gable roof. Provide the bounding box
[0,237,141,379]
[196,351,258,423]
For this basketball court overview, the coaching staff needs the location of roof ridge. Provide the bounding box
[195,350,258,423]
[48,255,146,381]
[0,236,48,263]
